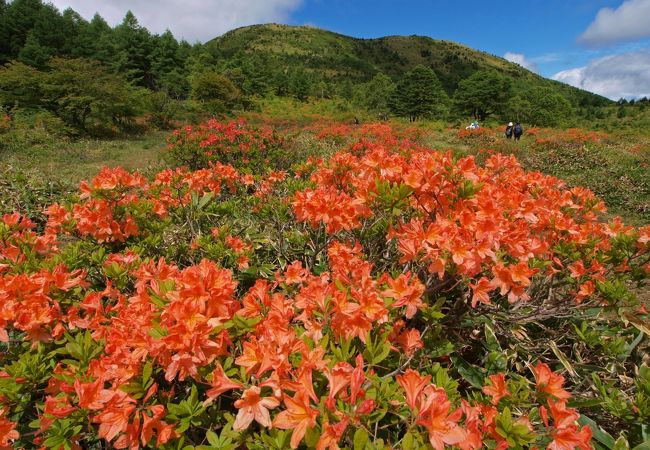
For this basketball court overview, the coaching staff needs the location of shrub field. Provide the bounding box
[0,120,649,449]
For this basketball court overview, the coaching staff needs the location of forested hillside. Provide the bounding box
[0,0,626,134]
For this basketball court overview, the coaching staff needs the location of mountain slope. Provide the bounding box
[207,24,610,106]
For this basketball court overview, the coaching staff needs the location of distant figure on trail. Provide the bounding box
[513,122,523,141]
[465,120,480,130]
[505,122,513,139]
[353,116,360,125]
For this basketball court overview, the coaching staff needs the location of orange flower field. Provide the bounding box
[0,121,649,449]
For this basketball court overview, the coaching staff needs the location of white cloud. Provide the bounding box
[579,0,650,46]
[48,0,303,43]
[504,52,539,73]
[552,50,650,99]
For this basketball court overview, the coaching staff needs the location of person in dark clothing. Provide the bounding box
[513,122,523,141]
[505,122,513,139]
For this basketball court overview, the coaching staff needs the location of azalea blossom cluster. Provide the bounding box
[0,120,648,449]
[0,220,597,449]
[533,128,609,148]
[166,118,285,170]
[292,124,649,307]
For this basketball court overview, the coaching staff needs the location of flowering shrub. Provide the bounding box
[166,119,287,171]
[456,127,497,143]
[1,120,649,449]
[532,128,610,151]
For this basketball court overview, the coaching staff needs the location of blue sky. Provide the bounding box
[50,0,650,99]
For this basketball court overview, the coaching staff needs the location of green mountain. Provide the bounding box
[208,23,609,107]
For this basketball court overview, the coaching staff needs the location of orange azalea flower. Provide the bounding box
[381,272,425,319]
[482,373,510,405]
[45,203,70,229]
[0,408,19,448]
[92,390,137,443]
[237,254,250,270]
[508,262,537,286]
[268,170,287,183]
[546,399,580,430]
[292,186,372,234]
[548,425,592,450]
[204,364,243,405]
[241,174,255,186]
[460,400,484,450]
[283,261,308,284]
[74,377,111,410]
[273,391,319,449]
[575,281,595,302]
[233,386,280,431]
[416,386,467,450]
[469,277,493,307]
[396,369,431,411]
[396,328,424,356]
[225,235,251,253]
[568,261,587,278]
[316,418,349,450]
[349,354,366,405]
[140,404,177,447]
[325,361,354,409]
[532,362,571,400]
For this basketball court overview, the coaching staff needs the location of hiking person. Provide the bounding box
[505,122,513,139]
[513,122,523,141]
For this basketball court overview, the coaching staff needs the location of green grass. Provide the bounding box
[0,130,168,225]
[0,131,167,184]
[246,96,357,126]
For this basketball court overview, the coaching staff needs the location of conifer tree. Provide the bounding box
[112,11,154,88]
[77,13,112,60]
[0,0,10,63]
[17,31,49,68]
[31,2,65,52]
[3,0,42,56]
[151,30,182,92]
[59,8,86,56]
[391,65,448,121]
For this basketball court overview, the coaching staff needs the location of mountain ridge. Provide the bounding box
[207,23,610,106]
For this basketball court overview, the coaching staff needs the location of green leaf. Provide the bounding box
[43,436,65,447]
[206,430,220,447]
[401,432,415,450]
[578,415,615,449]
[197,192,214,210]
[451,356,484,389]
[484,322,500,351]
[550,341,577,378]
[304,425,321,448]
[568,398,604,409]
[613,436,629,450]
[142,361,153,386]
[372,340,391,365]
[354,428,369,450]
